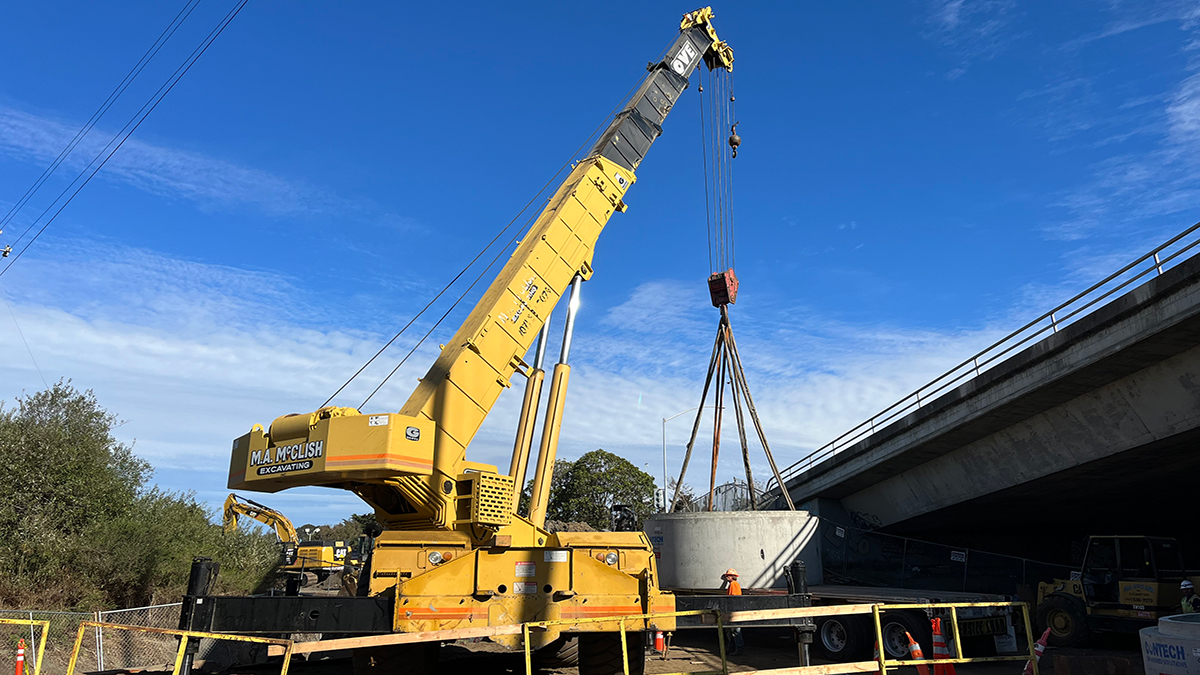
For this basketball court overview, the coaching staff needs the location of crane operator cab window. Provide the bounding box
[1082,537,1119,603]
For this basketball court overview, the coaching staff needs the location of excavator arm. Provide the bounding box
[229,7,733,537]
[222,493,299,544]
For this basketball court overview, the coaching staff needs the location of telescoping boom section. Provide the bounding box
[225,8,733,652]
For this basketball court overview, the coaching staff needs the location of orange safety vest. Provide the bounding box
[726,580,742,596]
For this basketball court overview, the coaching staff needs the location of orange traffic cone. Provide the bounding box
[1022,627,1050,675]
[15,639,25,675]
[905,632,930,675]
[931,619,957,675]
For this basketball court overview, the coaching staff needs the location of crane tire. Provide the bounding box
[579,631,645,675]
[535,635,580,668]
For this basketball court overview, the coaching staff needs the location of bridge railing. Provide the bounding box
[759,221,1200,505]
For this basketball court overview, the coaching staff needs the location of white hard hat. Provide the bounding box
[1182,580,1194,590]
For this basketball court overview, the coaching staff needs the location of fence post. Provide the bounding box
[95,611,104,671]
[27,612,35,667]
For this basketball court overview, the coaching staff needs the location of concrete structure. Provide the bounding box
[776,253,1200,562]
[1140,614,1200,675]
[644,511,821,589]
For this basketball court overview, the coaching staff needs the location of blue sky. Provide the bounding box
[1,1,1198,524]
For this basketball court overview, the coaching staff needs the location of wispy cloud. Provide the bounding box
[924,0,1021,78]
[0,105,379,220]
[1062,0,1200,50]
[0,237,1020,521]
[1050,68,1200,240]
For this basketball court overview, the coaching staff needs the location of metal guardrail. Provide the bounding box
[761,221,1200,503]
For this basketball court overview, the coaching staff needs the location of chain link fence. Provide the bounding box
[95,603,184,671]
[820,520,1074,598]
[0,610,95,675]
[0,602,329,673]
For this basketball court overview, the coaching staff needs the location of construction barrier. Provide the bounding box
[259,600,1034,675]
[65,622,294,675]
[870,602,1041,675]
[0,619,48,675]
[46,599,1037,675]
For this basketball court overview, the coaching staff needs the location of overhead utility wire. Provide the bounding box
[0,0,249,279]
[323,72,648,407]
[0,284,48,387]
[0,0,203,237]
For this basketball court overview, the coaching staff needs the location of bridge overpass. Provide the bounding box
[764,226,1200,563]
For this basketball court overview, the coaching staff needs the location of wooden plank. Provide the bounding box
[268,624,526,656]
[736,662,881,675]
[724,603,879,623]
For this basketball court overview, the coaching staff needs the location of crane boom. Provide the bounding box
[229,7,732,537]
[216,9,735,658]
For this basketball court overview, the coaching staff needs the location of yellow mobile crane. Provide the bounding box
[225,8,733,674]
[222,493,353,584]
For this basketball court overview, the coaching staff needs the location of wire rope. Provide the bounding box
[0,0,249,280]
[325,71,648,407]
[0,0,204,237]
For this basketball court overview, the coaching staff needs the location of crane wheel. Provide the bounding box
[579,632,645,675]
[534,635,580,668]
[1037,595,1089,647]
[352,642,439,675]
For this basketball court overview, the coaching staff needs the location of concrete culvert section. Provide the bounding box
[644,511,821,589]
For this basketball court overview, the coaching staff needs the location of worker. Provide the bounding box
[1182,580,1200,613]
[721,568,744,655]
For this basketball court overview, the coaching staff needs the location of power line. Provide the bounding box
[0,284,48,387]
[0,0,204,238]
[0,0,249,280]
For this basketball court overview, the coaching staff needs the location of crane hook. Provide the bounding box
[728,121,741,159]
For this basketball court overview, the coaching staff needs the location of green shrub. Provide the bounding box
[0,382,276,609]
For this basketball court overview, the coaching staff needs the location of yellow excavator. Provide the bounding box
[226,8,733,674]
[222,493,353,585]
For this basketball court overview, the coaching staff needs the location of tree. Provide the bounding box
[517,459,573,517]
[0,382,277,609]
[547,449,656,530]
[319,513,378,542]
[667,478,702,513]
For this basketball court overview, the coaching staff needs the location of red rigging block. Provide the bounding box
[708,268,739,307]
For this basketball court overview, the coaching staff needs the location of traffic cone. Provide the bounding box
[931,619,957,675]
[15,639,25,675]
[655,631,665,652]
[1022,627,1050,675]
[905,632,930,675]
